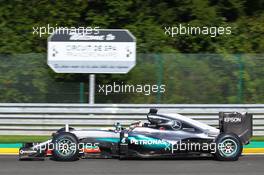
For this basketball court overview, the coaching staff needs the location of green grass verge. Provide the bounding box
[251,136,264,142]
[0,135,263,143]
[0,135,51,143]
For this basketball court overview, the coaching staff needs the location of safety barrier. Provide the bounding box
[0,104,263,135]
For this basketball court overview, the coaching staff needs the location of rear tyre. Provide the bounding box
[52,132,79,161]
[214,133,242,161]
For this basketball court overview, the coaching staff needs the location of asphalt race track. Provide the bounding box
[0,155,264,175]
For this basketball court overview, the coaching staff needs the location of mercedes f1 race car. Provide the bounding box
[19,109,252,161]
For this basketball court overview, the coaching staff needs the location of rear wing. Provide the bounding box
[219,112,253,145]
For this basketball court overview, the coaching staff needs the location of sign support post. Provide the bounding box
[89,74,95,104]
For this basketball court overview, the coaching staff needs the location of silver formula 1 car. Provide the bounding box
[19,109,252,161]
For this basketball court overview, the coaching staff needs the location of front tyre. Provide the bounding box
[52,132,79,161]
[214,133,242,161]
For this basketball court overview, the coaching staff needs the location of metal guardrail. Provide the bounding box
[0,104,263,135]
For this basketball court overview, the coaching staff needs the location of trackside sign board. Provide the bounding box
[47,29,136,73]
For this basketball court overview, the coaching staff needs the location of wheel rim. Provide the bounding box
[218,138,238,157]
[56,138,76,157]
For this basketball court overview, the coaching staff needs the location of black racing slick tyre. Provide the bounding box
[214,133,242,161]
[51,132,79,161]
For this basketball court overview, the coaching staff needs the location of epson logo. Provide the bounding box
[224,117,242,123]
